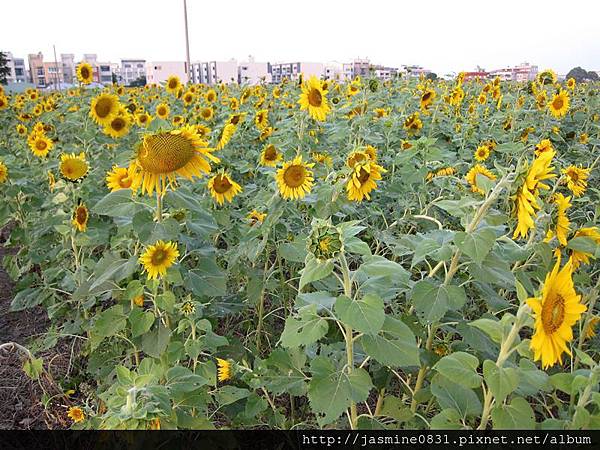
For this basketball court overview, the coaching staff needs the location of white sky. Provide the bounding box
[2,0,599,75]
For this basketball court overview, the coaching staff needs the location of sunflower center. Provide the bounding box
[283,165,306,188]
[230,115,241,125]
[76,207,87,223]
[151,249,167,266]
[36,140,48,151]
[542,293,565,334]
[264,145,277,160]
[422,92,431,102]
[158,107,167,116]
[567,170,579,182]
[553,97,564,110]
[119,174,132,188]
[111,118,126,131]
[81,67,90,78]
[137,133,197,174]
[168,79,178,89]
[213,175,232,194]
[357,167,371,184]
[319,237,331,252]
[308,88,322,107]
[95,98,113,118]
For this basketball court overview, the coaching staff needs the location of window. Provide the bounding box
[124,64,131,68]
[137,63,144,68]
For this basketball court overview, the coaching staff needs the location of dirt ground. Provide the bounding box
[0,226,72,429]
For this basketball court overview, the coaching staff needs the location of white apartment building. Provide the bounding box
[146,61,188,84]
[238,59,271,85]
[269,62,324,83]
[488,62,538,82]
[120,59,146,85]
[323,61,345,80]
[191,59,238,84]
[4,52,27,83]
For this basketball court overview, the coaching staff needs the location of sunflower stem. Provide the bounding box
[156,192,163,223]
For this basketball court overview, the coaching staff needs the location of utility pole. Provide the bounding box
[53,45,61,91]
[183,0,192,83]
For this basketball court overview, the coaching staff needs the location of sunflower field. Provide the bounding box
[0,67,599,430]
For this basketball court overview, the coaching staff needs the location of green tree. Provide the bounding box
[0,51,11,85]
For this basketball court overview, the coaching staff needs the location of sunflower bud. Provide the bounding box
[308,220,343,261]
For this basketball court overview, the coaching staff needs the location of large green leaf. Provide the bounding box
[412,280,466,323]
[280,304,329,348]
[454,228,496,265]
[483,360,519,402]
[308,357,373,426]
[433,352,482,389]
[491,396,535,429]
[430,374,482,418]
[299,256,334,290]
[334,293,385,335]
[359,316,419,367]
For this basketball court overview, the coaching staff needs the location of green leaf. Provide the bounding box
[23,357,44,380]
[379,396,413,422]
[412,280,466,323]
[280,304,328,348]
[142,322,171,358]
[296,291,336,311]
[430,408,464,430]
[454,228,496,265]
[483,360,520,402]
[430,374,482,418]
[335,293,385,335]
[92,305,126,338]
[411,238,440,267]
[299,256,334,290]
[308,356,373,426]
[469,318,504,343]
[263,348,308,396]
[129,308,155,338]
[434,352,482,389]
[359,316,419,367]
[359,255,410,279]
[92,189,141,217]
[216,386,250,406]
[155,291,176,313]
[491,396,535,429]
[185,258,227,297]
[166,366,208,394]
[567,236,598,254]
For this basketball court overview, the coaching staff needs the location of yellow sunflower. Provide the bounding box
[200,107,214,121]
[48,171,56,192]
[205,89,217,103]
[72,202,89,232]
[90,93,120,126]
[0,160,8,183]
[570,227,600,268]
[103,113,131,138]
[312,152,333,167]
[465,164,497,195]
[130,126,218,196]
[182,90,195,106]
[474,144,490,162]
[548,90,569,118]
[562,165,590,197]
[403,112,423,134]
[207,171,243,205]
[216,358,232,382]
[165,75,181,94]
[76,62,94,84]
[537,69,557,85]
[420,88,436,111]
[247,210,266,225]
[216,123,236,151]
[195,124,211,139]
[552,193,571,246]
[16,124,27,136]
[298,75,331,122]
[106,166,139,191]
[346,161,385,202]
[255,109,269,130]
[534,139,554,156]
[260,144,282,167]
[60,152,89,182]
[276,155,315,200]
[566,78,576,90]
[156,103,170,119]
[527,255,586,369]
[67,406,85,423]
[139,240,180,280]
[136,112,153,127]
[28,134,53,157]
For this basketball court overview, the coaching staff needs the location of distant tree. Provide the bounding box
[0,52,11,85]
[128,75,146,87]
[565,67,599,82]
[426,72,438,81]
[111,73,118,84]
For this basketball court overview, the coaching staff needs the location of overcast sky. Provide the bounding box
[2,0,599,75]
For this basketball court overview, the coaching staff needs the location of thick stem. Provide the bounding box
[340,255,357,429]
[156,191,163,223]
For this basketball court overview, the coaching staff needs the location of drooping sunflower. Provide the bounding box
[562,165,590,197]
[570,227,600,268]
[552,193,571,246]
[216,358,232,382]
[465,164,497,195]
[59,152,89,182]
[276,155,315,200]
[420,88,436,111]
[103,112,131,138]
[207,171,242,205]
[298,75,331,122]
[260,144,282,167]
[72,202,89,232]
[537,69,557,85]
[156,103,170,119]
[48,171,56,192]
[346,150,370,169]
[346,161,385,202]
[403,112,423,134]
[534,139,554,156]
[195,124,211,139]
[139,240,180,280]
[0,160,8,184]
[216,123,236,151]
[28,134,53,157]
[312,152,333,167]
[527,255,586,369]
[548,90,569,118]
[130,126,218,196]
[90,93,120,126]
[106,166,138,191]
[255,109,269,130]
[474,144,490,162]
[165,75,181,94]
[76,62,94,84]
